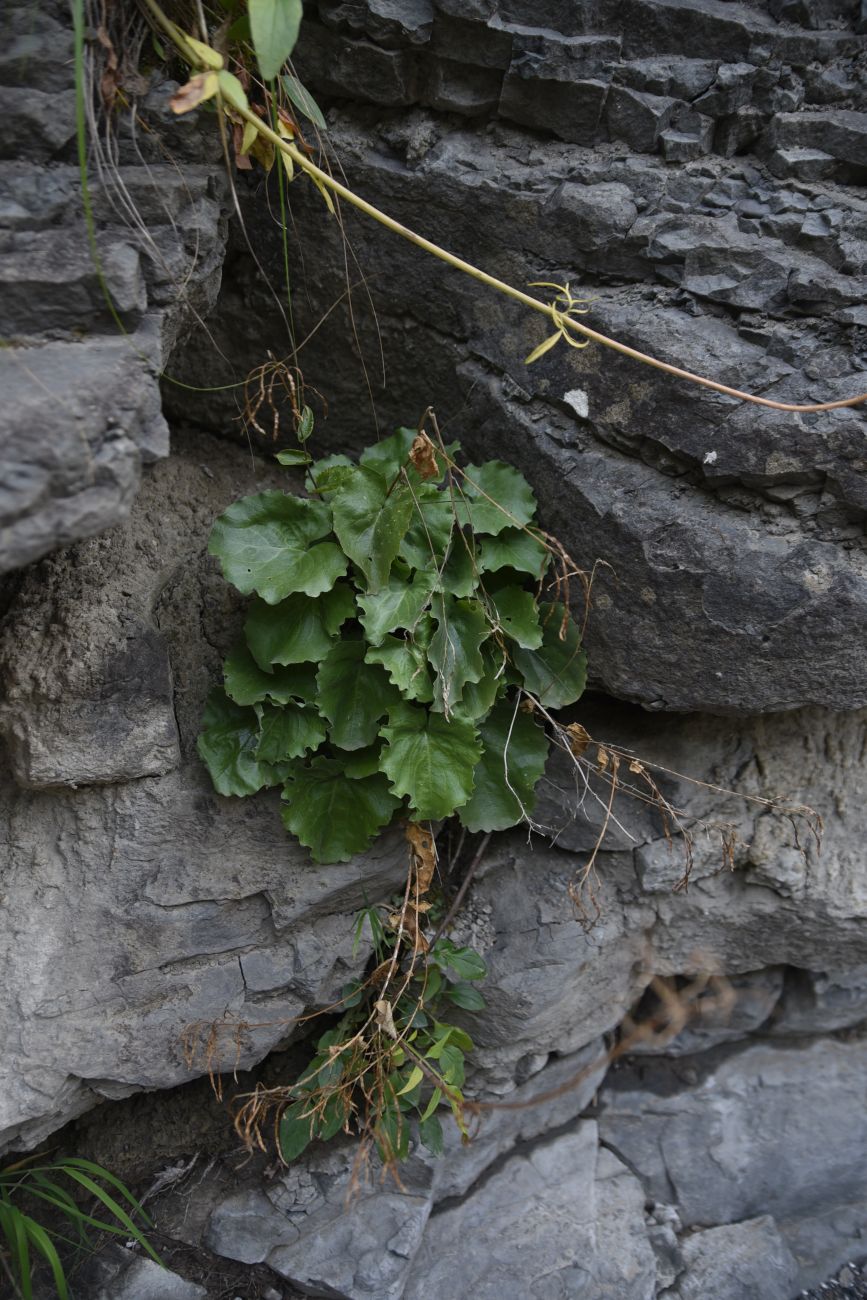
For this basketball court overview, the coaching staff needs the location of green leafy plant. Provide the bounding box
[0,1157,161,1300]
[197,419,587,863]
[232,821,489,1166]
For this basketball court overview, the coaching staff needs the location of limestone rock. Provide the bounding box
[0,438,407,1154]
[598,1039,867,1289]
[405,1125,657,1300]
[668,1216,798,1300]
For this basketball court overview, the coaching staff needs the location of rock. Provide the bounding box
[0,436,407,1153]
[499,70,609,145]
[769,966,867,1036]
[404,1125,657,1300]
[80,1245,207,1300]
[598,1039,867,1289]
[606,86,678,153]
[169,108,867,713]
[670,1217,799,1300]
[208,1141,436,1300]
[203,1041,608,1297]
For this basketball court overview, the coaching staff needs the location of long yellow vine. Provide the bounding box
[140,0,867,415]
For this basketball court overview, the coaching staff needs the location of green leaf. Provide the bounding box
[445,982,486,1011]
[513,602,587,708]
[279,1100,315,1162]
[244,584,356,669]
[452,644,504,722]
[454,462,537,537]
[255,701,327,761]
[357,567,436,646]
[418,1113,444,1156]
[396,1066,424,1097]
[479,527,550,579]
[281,757,401,862]
[249,0,302,81]
[216,68,248,111]
[365,637,433,703]
[331,466,415,593]
[399,484,455,571]
[428,594,490,715]
[379,702,481,821]
[343,742,384,777]
[439,1044,465,1088]
[419,1087,442,1123]
[318,1093,347,1141]
[209,491,346,602]
[488,585,543,649]
[297,405,315,441]
[224,641,319,706]
[438,945,487,982]
[197,689,286,796]
[359,427,416,481]
[435,536,479,597]
[459,697,549,832]
[316,639,401,750]
[282,73,327,130]
[275,448,311,466]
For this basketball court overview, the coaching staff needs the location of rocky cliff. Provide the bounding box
[1,1,867,1298]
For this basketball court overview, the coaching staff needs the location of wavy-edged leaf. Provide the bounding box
[452,644,505,722]
[459,696,549,832]
[428,594,490,715]
[359,427,416,481]
[209,491,345,602]
[454,462,537,537]
[331,466,414,592]
[255,701,326,762]
[379,702,481,820]
[245,583,356,669]
[197,689,288,796]
[249,0,302,81]
[224,642,318,706]
[399,483,455,571]
[488,585,543,649]
[512,602,587,708]
[434,536,479,597]
[479,527,549,579]
[316,639,400,749]
[343,741,384,778]
[281,756,401,862]
[365,637,433,703]
[282,73,327,130]
[357,567,435,646]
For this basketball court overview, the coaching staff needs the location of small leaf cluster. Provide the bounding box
[279,906,488,1165]
[198,426,587,863]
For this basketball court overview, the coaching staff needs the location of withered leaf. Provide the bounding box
[409,433,440,482]
[170,71,219,115]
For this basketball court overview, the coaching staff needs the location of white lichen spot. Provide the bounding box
[564,388,590,419]
[703,450,718,465]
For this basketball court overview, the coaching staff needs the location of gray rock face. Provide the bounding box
[2,1,867,1296]
[168,98,867,712]
[0,6,229,575]
[669,1217,799,1300]
[79,1245,207,1300]
[0,436,406,1153]
[599,1039,867,1288]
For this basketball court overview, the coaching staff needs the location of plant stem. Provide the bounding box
[136,0,867,415]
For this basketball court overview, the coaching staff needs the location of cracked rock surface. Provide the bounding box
[2,0,867,1297]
